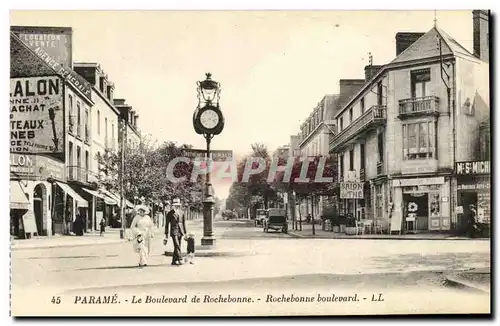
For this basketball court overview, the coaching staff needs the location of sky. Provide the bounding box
[10,10,475,198]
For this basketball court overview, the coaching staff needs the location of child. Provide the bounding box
[184,233,195,264]
[134,232,148,267]
[99,218,106,236]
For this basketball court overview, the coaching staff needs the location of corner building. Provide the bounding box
[330,14,489,234]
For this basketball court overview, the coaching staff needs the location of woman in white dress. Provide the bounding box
[130,204,154,266]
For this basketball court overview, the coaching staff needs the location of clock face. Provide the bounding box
[200,109,219,129]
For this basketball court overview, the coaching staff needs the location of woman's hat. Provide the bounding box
[135,204,150,214]
[172,198,182,207]
[188,232,195,238]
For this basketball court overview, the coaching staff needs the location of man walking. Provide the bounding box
[164,199,187,265]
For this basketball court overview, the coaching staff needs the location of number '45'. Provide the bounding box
[51,296,61,304]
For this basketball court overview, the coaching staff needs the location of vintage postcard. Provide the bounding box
[9,10,491,316]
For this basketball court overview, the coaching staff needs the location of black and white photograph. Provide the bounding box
[8,9,491,316]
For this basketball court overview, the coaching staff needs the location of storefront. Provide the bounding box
[391,176,451,234]
[455,161,490,235]
[10,154,66,238]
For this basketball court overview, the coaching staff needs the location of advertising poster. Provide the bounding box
[10,76,64,155]
[11,26,92,100]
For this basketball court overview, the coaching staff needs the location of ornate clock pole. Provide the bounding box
[193,73,224,247]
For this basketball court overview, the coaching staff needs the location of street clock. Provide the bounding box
[193,104,224,135]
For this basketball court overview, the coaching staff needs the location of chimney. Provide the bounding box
[395,32,425,56]
[339,79,365,107]
[473,10,489,62]
[134,115,139,128]
[364,65,383,82]
[113,99,126,106]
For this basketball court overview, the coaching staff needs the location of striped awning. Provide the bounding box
[56,182,88,208]
[82,188,105,199]
[10,181,30,210]
[100,189,134,208]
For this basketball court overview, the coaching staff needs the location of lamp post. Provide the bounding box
[193,73,225,247]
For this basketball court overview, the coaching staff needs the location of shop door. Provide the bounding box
[33,198,43,236]
[403,193,429,231]
[460,192,478,232]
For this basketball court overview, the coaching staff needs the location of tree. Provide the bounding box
[95,137,204,212]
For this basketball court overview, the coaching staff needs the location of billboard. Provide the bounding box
[11,26,92,101]
[10,76,64,155]
[12,26,73,67]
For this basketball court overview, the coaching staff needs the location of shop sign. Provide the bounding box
[393,177,444,187]
[456,161,490,175]
[340,182,364,199]
[456,206,464,214]
[10,76,64,154]
[457,183,490,191]
[10,153,64,181]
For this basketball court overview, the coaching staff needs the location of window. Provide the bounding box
[349,149,354,171]
[97,110,101,135]
[360,143,365,170]
[411,68,431,98]
[105,118,108,148]
[377,81,383,105]
[77,146,81,180]
[402,121,436,160]
[68,142,74,179]
[339,154,344,182]
[112,123,115,150]
[349,108,353,123]
[77,102,81,137]
[85,109,89,142]
[360,98,365,114]
[378,131,384,162]
[85,150,89,182]
[68,95,74,133]
[375,184,383,219]
[339,117,344,132]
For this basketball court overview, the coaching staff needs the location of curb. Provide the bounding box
[286,231,490,241]
[444,274,490,293]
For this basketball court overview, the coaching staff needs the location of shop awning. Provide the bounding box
[10,181,30,210]
[100,189,134,208]
[56,182,88,208]
[82,188,105,199]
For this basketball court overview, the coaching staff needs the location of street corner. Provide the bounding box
[444,268,491,293]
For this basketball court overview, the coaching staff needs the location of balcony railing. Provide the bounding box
[330,105,387,152]
[376,161,384,176]
[67,166,94,183]
[398,96,439,118]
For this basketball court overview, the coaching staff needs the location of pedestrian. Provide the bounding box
[467,204,478,238]
[164,198,186,266]
[134,231,148,267]
[99,217,106,236]
[130,205,155,259]
[184,233,196,264]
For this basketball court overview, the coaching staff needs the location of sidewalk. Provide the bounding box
[10,218,211,250]
[287,223,490,240]
[11,228,125,250]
